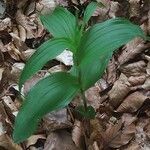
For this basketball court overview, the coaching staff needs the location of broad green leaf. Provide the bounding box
[83,2,98,24]
[19,38,75,90]
[83,2,104,24]
[76,105,96,119]
[40,7,80,44]
[13,72,80,143]
[77,18,146,90]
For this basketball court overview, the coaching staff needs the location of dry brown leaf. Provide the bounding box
[36,0,56,15]
[145,55,150,75]
[44,130,78,150]
[90,118,104,142]
[128,75,146,86]
[121,113,137,126]
[56,50,73,66]
[129,0,140,18]
[108,1,119,18]
[102,120,135,149]
[0,68,4,82]
[85,86,101,110]
[72,120,85,149]
[107,56,117,84]
[108,73,131,108]
[23,71,47,95]
[123,141,141,150]
[120,60,146,77]
[96,78,109,93]
[109,124,136,148]
[117,91,148,113]
[43,108,72,132]
[118,38,150,65]
[48,64,66,73]
[0,18,11,31]
[2,96,18,113]
[0,134,22,150]
[93,0,110,21]
[25,134,46,149]
[141,77,150,90]
[11,63,25,83]
[15,10,36,39]
[135,118,150,150]
[21,49,36,61]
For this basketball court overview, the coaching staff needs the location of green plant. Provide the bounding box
[13,2,147,143]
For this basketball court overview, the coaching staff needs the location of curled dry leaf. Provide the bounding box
[128,75,146,86]
[135,118,150,150]
[118,38,149,65]
[72,120,85,149]
[85,86,101,110]
[93,0,110,21]
[108,73,131,108]
[0,68,4,82]
[96,78,109,93]
[44,130,78,150]
[0,134,22,150]
[121,113,137,126]
[129,0,141,18]
[48,64,66,73]
[2,96,18,113]
[43,108,72,132]
[145,55,150,75]
[23,70,47,95]
[102,120,135,149]
[90,118,104,142]
[107,56,117,84]
[117,91,148,113]
[108,1,119,18]
[56,50,73,66]
[0,18,11,31]
[21,49,36,61]
[15,10,37,39]
[36,0,56,15]
[123,141,141,150]
[11,63,25,83]
[25,134,46,149]
[120,60,146,77]
[142,77,150,90]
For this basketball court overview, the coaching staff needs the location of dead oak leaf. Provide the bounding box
[120,60,147,77]
[116,91,148,113]
[108,73,131,108]
[101,120,135,148]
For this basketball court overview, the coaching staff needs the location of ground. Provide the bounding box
[0,0,150,150]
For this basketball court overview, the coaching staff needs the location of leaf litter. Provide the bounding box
[0,0,150,149]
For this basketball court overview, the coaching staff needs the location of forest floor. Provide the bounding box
[0,0,150,150]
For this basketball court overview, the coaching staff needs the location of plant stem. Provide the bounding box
[81,89,87,111]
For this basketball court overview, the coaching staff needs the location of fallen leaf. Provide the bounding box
[129,0,141,18]
[56,50,73,66]
[120,60,146,77]
[85,86,101,110]
[0,134,22,150]
[141,77,150,90]
[106,56,117,84]
[108,73,131,108]
[72,120,85,149]
[44,130,78,150]
[36,0,56,15]
[117,91,148,113]
[128,75,146,86]
[43,108,72,132]
[102,120,135,148]
[118,38,150,65]
[26,134,46,149]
